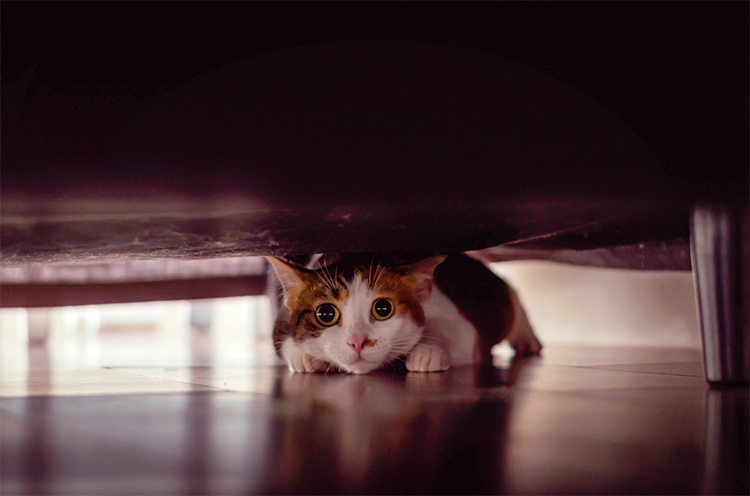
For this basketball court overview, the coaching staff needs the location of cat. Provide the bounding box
[267,253,542,374]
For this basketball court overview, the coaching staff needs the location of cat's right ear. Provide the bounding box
[266,257,309,309]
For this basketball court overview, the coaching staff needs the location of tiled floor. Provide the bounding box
[1,334,747,495]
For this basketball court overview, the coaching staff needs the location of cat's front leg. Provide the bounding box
[506,287,543,356]
[406,343,450,372]
[280,338,326,373]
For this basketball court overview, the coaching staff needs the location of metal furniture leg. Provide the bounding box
[690,203,749,386]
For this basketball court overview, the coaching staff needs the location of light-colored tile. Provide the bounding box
[0,367,215,397]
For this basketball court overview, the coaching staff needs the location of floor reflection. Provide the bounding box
[22,345,51,496]
[264,367,515,495]
[2,349,748,495]
[703,388,749,495]
[184,365,213,496]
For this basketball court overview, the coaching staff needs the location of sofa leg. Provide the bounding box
[690,203,749,386]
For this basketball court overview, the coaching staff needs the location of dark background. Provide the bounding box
[2,1,747,200]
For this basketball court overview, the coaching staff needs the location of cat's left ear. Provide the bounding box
[400,255,447,302]
[266,257,310,309]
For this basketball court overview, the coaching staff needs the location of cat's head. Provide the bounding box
[268,254,445,374]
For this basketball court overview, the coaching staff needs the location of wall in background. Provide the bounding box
[492,261,701,349]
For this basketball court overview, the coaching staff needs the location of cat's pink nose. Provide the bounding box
[347,334,366,354]
[347,334,377,355]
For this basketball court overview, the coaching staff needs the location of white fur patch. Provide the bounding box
[420,286,478,366]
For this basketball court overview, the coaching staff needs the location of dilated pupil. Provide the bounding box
[374,299,392,317]
[316,304,337,324]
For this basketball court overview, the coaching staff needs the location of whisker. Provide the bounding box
[389,344,419,356]
[368,256,375,286]
[319,263,334,291]
[413,334,451,345]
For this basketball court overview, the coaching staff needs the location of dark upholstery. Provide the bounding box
[2,2,746,267]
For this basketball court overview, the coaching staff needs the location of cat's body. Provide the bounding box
[268,253,541,374]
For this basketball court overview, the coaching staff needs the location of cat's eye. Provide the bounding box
[371,298,394,321]
[314,303,340,326]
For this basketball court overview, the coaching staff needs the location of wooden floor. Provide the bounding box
[1,336,747,495]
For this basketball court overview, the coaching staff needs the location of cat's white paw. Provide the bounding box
[506,288,543,357]
[406,345,450,372]
[286,350,326,373]
[508,323,543,357]
[509,334,543,356]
